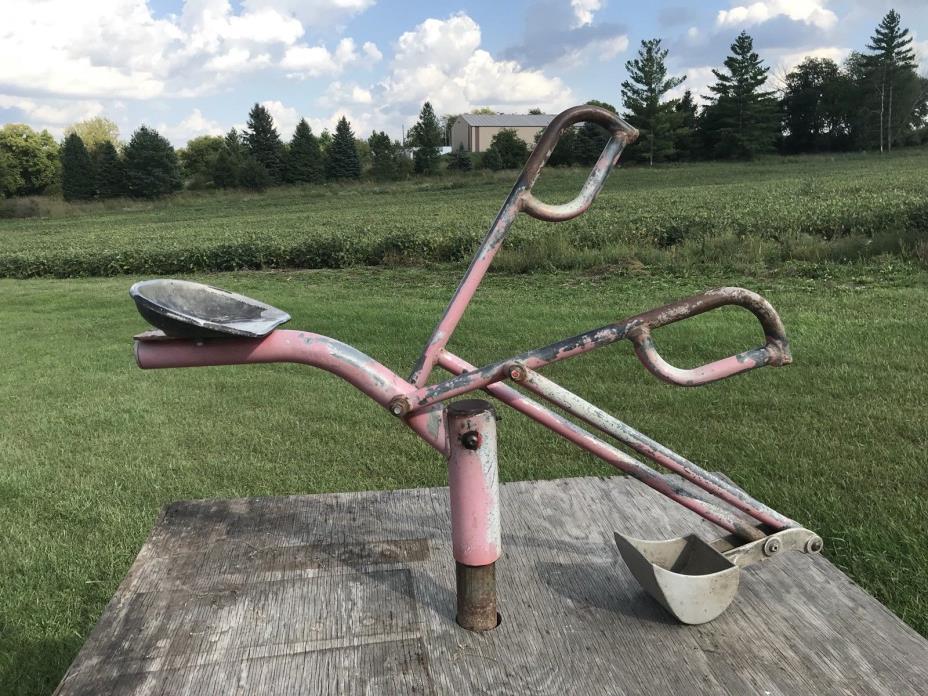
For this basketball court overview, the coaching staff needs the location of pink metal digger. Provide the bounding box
[130,105,822,630]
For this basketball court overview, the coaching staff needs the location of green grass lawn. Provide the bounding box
[1,267,927,694]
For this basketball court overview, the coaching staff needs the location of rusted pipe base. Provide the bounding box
[455,561,499,632]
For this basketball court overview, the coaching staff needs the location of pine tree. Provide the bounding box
[238,157,271,191]
[574,100,617,165]
[368,130,402,181]
[325,117,361,180]
[700,31,779,159]
[60,133,96,201]
[244,103,285,183]
[620,38,686,165]
[409,101,443,175]
[865,10,918,152]
[673,90,699,160]
[286,119,325,184]
[123,126,182,199]
[94,141,127,198]
[446,144,473,172]
[211,146,238,188]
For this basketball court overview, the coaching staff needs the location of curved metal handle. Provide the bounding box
[627,287,792,387]
[518,105,638,222]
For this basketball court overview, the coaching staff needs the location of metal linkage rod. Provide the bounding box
[438,351,765,543]
[511,367,797,531]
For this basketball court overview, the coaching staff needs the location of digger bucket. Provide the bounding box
[615,527,823,624]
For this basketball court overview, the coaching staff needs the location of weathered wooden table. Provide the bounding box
[55,476,928,695]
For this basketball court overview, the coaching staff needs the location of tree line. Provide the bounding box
[0,9,923,201]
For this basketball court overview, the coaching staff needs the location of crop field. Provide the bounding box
[1,267,928,694]
[1,147,927,278]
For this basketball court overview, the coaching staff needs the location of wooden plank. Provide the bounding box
[55,476,928,695]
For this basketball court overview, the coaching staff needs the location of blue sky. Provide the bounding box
[1,0,925,145]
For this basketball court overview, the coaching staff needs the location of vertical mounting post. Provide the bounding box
[446,399,501,631]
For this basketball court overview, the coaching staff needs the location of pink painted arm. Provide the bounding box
[135,330,448,455]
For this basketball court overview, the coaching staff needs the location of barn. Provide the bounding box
[450,113,555,153]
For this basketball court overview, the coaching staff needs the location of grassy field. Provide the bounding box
[1,148,927,277]
[1,267,927,694]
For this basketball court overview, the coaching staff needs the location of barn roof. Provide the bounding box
[458,113,555,127]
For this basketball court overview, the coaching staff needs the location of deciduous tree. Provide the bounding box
[64,117,120,152]
[0,124,60,195]
[485,129,528,169]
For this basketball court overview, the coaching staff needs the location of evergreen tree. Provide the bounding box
[60,133,96,201]
[238,157,271,191]
[286,119,325,184]
[409,101,443,174]
[244,103,285,183]
[574,100,617,165]
[325,117,361,180]
[485,129,528,169]
[368,130,403,180]
[318,129,333,154]
[123,126,182,199]
[620,38,686,165]
[224,128,247,161]
[864,9,919,151]
[673,90,699,160]
[211,146,239,188]
[446,144,473,172]
[700,31,779,159]
[93,141,127,198]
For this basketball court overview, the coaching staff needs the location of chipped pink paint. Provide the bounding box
[447,406,501,566]
[135,329,449,455]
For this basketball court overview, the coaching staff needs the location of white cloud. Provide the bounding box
[242,0,376,27]
[362,41,383,64]
[717,0,838,30]
[0,0,376,100]
[281,37,378,78]
[322,82,374,107]
[0,95,105,126]
[261,100,301,137]
[915,40,928,74]
[571,0,603,28]
[158,108,225,145]
[667,66,716,104]
[381,14,572,115]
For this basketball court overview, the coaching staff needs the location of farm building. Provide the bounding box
[450,113,554,153]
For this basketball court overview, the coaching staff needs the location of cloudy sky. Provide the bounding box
[1,0,926,145]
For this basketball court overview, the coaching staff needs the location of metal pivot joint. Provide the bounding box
[446,399,501,632]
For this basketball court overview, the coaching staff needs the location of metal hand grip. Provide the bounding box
[627,287,792,387]
[517,105,638,222]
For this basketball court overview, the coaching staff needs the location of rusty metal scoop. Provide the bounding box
[130,104,823,631]
[615,527,823,624]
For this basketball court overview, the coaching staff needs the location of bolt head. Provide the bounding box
[763,537,781,556]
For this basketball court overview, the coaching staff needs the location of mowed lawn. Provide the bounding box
[1,268,927,694]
